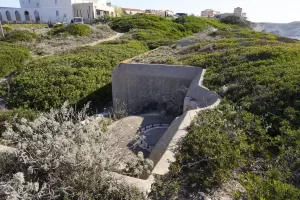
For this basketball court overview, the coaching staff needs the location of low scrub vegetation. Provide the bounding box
[175,16,228,33]
[0,103,145,199]
[148,26,300,199]
[1,30,38,43]
[220,15,251,27]
[0,42,30,78]
[109,14,229,49]
[50,24,92,36]
[7,41,148,111]
[150,104,300,199]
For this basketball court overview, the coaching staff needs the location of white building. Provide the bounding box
[0,0,114,24]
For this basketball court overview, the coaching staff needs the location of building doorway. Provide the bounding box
[24,11,30,21]
[6,11,12,21]
[34,10,40,22]
[15,11,21,21]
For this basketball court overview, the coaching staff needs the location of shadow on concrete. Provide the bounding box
[126,114,175,158]
[75,83,112,113]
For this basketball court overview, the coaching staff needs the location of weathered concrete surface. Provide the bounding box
[151,100,221,175]
[112,63,202,115]
[184,69,220,111]
[108,114,174,159]
[109,171,155,195]
[151,69,221,175]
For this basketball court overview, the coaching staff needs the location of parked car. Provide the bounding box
[71,17,84,24]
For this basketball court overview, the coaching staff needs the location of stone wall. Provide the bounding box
[112,63,202,115]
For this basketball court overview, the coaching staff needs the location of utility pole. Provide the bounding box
[0,22,4,38]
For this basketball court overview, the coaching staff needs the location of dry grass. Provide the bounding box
[14,24,117,56]
[130,28,220,65]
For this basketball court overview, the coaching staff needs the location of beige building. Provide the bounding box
[145,9,173,17]
[201,9,220,17]
[122,8,144,15]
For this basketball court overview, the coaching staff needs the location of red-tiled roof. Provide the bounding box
[122,8,144,12]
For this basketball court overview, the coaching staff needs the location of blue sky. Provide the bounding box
[1,0,299,23]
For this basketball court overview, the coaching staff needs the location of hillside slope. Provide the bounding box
[252,21,300,40]
[148,27,300,199]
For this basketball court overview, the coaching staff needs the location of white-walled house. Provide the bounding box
[0,0,114,24]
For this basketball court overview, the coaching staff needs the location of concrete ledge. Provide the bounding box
[109,172,155,194]
[184,69,221,111]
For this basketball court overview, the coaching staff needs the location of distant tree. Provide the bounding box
[220,15,251,27]
[114,5,125,17]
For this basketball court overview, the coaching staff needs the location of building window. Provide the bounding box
[55,0,58,4]
[15,11,21,21]
[76,10,79,17]
[6,11,12,21]
[56,11,59,16]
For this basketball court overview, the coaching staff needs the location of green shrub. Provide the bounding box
[145,40,175,50]
[2,24,12,34]
[109,14,229,49]
[7,41,148,111]
[50,24,92,36]
[109,13,185,35]
[150,26,300,199]
[239,173,300,199]
[95,15,113,24]
[150,104,270,198]
[0,108,39,136]
[175,16,228,33]
[1,30,37,43]
[220,16,251,27]
[0,42,30,78]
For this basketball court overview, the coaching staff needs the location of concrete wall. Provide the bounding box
[110,65,221,193]
[112,63,202,115]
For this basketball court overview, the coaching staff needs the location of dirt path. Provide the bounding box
[85,32,124,46]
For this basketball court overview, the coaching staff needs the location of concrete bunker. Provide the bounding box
[111,62,221,190]
[112,63,203,116]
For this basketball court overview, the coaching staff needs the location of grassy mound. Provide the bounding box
[109,14,230,49]
[7,41,148,111]
[1,30,38,43]
[149,28,300,199]
[51,24,92,36]
[175,16,228,33]
[0,42,30,78]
